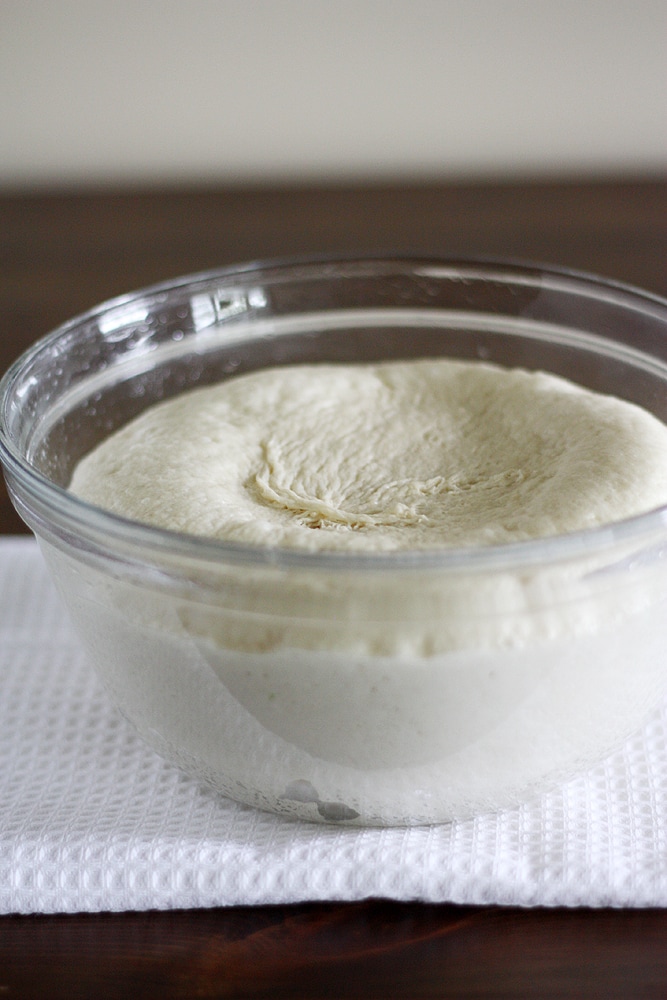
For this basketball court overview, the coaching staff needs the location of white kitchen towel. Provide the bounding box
[1,535,667,915]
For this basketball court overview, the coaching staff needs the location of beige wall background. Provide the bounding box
[1,0,665,188]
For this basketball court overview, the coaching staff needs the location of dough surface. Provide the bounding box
[70,359,667,551]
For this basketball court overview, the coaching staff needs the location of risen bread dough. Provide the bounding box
[70,359,667,550]
[62,358,667,822]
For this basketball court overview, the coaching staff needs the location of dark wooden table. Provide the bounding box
[1,179,667,998]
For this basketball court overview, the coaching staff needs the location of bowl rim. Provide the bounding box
[3,253,667,574]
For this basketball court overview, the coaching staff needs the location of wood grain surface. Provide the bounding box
[3,901,667,999]
[0,900,667,1000]
[1,179,666,998]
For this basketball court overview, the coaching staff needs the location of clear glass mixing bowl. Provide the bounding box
[2,257,667,825]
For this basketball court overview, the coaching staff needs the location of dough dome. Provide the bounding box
[70,359,667,551]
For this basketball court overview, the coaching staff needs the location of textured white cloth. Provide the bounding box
[2,535,667,915]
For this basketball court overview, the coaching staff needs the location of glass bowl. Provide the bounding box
[2,257,667,826]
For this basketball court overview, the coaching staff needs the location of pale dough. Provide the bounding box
[70,359,667,550]
[62,359,667,821]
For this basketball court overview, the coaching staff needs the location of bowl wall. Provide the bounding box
[3,258,667,824]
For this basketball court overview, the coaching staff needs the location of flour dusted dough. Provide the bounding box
[70,359,667,549]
